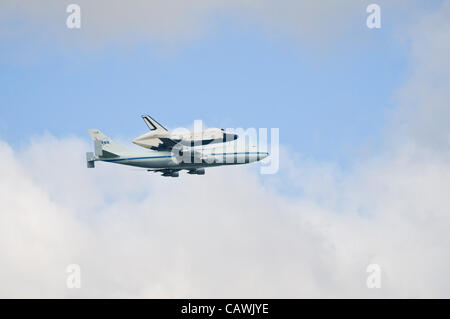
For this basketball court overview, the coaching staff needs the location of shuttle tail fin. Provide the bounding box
[141,115,168,132]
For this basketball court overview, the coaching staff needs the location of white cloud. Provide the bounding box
[391,0,450,153]
[1,132,450,298]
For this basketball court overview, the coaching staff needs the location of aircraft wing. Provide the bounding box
[158,137,181,150]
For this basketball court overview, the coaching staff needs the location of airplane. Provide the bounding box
[86,115,269,177]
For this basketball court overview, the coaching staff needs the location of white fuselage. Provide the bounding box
[99,149,269,169]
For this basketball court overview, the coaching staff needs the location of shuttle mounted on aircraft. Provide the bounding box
[86,115,269,177]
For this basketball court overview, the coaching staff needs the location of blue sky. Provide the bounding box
[0,3,408,164]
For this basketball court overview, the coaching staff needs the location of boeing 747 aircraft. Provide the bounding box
[86,115,269,177]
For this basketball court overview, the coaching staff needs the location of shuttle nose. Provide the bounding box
[224,133,239,142]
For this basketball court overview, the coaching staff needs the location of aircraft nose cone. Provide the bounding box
[257,152,269,161]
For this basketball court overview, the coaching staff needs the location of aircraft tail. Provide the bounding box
[141,115,168,132]
[88,129,127,158]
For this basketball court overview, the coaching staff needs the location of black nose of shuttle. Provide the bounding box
[223,133,239,142]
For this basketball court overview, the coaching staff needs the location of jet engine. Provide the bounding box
[162,171,179,177]
[187,168,205,175]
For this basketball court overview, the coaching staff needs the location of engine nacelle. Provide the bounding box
[162,171,179,177]
[187,168,205,175]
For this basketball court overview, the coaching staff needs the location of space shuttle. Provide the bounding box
[132,115,239,150]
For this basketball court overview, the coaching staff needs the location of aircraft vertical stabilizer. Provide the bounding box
[87,129,127,158]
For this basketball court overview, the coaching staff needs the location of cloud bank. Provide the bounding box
[1,132,450,298]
